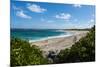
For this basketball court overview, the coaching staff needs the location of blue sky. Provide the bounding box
[11,1,95,29]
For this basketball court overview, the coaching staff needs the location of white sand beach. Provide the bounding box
[30,30,89,54]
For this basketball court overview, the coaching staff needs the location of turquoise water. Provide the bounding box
[11,29,72,42]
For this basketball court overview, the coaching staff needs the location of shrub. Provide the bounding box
[56,26,95,63]
[11,38,48,66]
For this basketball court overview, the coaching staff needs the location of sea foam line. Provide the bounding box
[29,33,73,43]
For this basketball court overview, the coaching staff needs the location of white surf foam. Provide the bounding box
[29,33,73,43]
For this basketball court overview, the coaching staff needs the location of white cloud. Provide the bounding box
[88,19,95,23]
[55,13,71,20]
[13,5,21,10]
[27,4,47,13]
[13,5,32,19]
[87,14,95,24]
[73,4,82,8]
[16,10,32,19]
[90,19,94,23]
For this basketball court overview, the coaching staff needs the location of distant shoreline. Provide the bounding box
[11,28,91,31]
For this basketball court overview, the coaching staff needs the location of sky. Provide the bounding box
[11,0,95,29]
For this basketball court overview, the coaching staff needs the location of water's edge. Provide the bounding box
[11,29,74,42]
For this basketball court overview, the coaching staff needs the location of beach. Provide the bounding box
[30,30,89,55]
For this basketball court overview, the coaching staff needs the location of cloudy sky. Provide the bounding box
[11,0,95,29]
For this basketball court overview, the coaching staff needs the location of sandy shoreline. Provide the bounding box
[30,30,89,54]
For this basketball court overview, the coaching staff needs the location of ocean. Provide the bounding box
[11,29,73,42]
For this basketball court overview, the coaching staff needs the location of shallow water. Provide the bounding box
[11,29,73,42]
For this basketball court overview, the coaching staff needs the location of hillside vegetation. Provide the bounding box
[55,26,95,63]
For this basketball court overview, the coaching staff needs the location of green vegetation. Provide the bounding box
[63,28,91,31]
[11,26,95,66]
[56,26,95,63]
[11,38,48,66]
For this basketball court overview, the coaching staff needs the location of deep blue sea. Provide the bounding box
[11,29,72,42]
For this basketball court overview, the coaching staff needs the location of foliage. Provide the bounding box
[56,26,95,63]
[10,26,95,66]
[11,38,48,66]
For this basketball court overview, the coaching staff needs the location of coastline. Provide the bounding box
[29,32,73,43]
[30,30,89,54]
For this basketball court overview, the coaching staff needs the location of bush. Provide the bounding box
[11,38,48,66]
[56,26,95,63]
